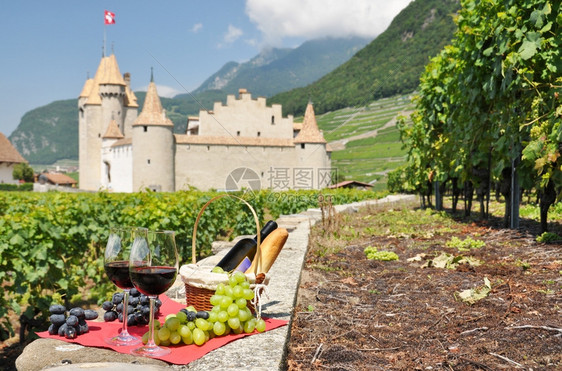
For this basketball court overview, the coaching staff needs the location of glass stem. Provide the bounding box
[146,296,157,348]
[121,290,131,337]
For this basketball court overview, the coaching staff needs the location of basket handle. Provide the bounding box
[191,194,261,275]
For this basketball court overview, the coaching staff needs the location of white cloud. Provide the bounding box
[224,25,243,43]
[137,84,183,98]
[192,23,203,33]
[245,0,413,46]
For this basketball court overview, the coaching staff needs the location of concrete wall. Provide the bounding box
[0,163,17,184]
[101,141,133,192]
[200,93,293,139]
[34,183,82,193]
[174,142,331,191]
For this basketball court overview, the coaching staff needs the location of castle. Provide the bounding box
[78,53,332,192]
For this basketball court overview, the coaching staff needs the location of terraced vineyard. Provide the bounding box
[314,94,415,190]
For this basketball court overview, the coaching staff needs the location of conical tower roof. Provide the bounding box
[102,119,124,139]
[79,78,94,98]
[0,133,26,163]
[82,54,138,107]
[294,102,326,144]
[133,79,174,127]
[97,54,126,86]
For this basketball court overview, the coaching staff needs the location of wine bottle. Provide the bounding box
[215,220,278,272]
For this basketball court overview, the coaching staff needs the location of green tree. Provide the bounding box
[12,163,34,182]
[400,0,562,231]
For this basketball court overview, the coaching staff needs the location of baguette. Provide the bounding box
[245,228,288,274]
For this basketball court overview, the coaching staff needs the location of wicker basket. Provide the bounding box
[180,194,267,311]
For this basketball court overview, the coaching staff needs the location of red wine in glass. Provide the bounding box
[129,229,178,357]
[103,227,144,346]
[104,261,133,289]
[129,266,177,296]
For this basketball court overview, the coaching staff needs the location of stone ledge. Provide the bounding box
[16,338,167,371]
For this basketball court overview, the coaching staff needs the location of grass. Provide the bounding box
[313,93,414,185]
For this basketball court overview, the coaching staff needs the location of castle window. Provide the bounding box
[98,133,101,138]
[143,126,148,132]
[301,143,305,149]
[271,116,275,125]
[237,131,240,136]
[147,159,151,165]
[207,145,210,151]
[257,131,261,137]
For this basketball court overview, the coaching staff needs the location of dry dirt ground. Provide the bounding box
[285,201,561,370]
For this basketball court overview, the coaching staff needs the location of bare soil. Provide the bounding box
[285,201,562,370]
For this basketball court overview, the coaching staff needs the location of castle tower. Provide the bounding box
[293,102,332,188]
[132,72,175,192]
[78,53,138,191]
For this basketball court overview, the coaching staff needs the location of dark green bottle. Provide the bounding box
[215,220,278,272]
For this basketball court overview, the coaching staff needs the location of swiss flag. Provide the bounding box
[104,10,115,25]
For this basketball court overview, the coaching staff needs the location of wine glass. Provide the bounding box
[129,229,178,357]
[103,227,143,346]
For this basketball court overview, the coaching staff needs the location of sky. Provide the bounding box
[0,0,412,137]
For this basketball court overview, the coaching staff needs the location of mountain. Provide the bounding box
[9,100,78,165]
[269,0,461,117]
[9,37,370,165]
[190,37,371,97]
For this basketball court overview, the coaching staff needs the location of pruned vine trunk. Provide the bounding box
[539,181,557,233]
[451,177,461,214]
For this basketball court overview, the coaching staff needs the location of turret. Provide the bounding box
[293,101,331,188]
[132,71,175,192]
[78,52,138,191]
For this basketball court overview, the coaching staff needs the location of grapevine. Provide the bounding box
[393,0,562,229]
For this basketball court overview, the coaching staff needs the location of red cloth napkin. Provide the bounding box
[37,295,288,365]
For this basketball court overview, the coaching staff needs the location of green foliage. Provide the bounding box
[445,236,485,251]
[400,0,562,218]
[0,188,381,337]
[0,183,33,192]
[536,232,561,243]
[12,163,35,182]
[387,164,418,193]
[364,246,399,261]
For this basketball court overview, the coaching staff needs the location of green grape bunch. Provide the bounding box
[143,271,266,347]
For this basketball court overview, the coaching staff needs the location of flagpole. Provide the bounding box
[103,23,106,57]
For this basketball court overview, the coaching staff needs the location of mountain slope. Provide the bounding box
[9,100,78,165]
[191,37,370,97]
[269,0,461,117]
